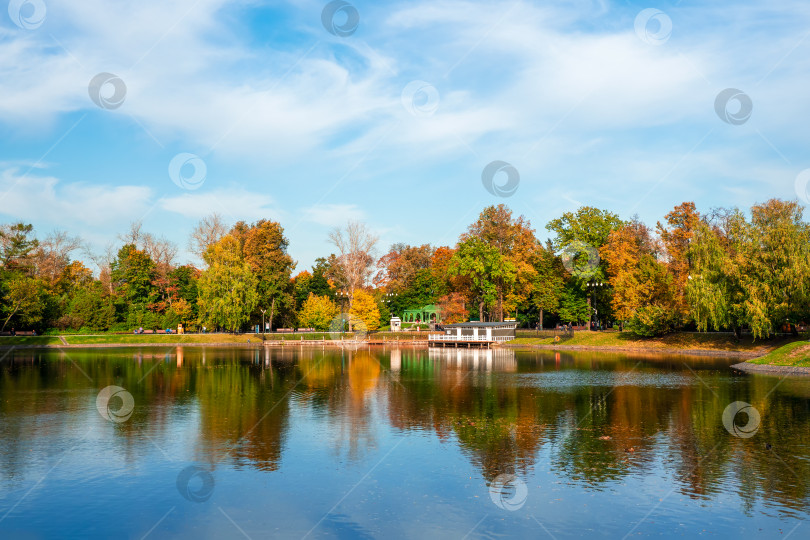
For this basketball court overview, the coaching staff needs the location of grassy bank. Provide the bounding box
[0,331,798,355]
[0,331,430,347]
[509,331,801,354]
[0,336,63,346]
[747,341,810,367]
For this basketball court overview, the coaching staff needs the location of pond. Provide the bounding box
[0,346,808,538]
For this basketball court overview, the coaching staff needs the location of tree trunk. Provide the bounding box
[539,308,544,331]
[268,297,275,332]
[479,301,484,323]
[587,295,592,331]
[347,288,354,332]
[497,289,503,322]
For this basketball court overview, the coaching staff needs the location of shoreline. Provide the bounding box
[503,343,764,359]
[0,340,430,350]
[730,362,810,376]
[0,340,765,359]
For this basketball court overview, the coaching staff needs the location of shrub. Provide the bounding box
[626,305,676,337]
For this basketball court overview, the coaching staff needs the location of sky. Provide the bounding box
[1,0,809,273]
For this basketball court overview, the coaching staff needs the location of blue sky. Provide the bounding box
[1,0,808,272]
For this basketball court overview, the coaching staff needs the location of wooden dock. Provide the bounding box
[427,335,498,349]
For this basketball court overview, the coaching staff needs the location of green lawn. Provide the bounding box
[0,336,63,346]
[509,331,800,354]
[2,330,785,353]
[0,331,430,346]
[748,341,810,367]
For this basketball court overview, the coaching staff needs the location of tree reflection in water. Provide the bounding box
[0,346,809,515]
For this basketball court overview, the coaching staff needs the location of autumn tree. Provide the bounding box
[348,289,381,332]
[657,202,701,319]
[601,220,676,334]
[298,293,339,331]
[232,219,296,329]
[374,244,434,290]
[33,230,83,286]
[436,292,467,324]
[450,205,536,322]
[328,221,378,328]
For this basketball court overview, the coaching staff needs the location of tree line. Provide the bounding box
[1,198,807,338]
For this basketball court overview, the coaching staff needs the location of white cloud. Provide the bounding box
[301,203,366,226]
[159,187,281,222]
[0,167,153,226]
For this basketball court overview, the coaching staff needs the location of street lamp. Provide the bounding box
[586,280,606,331]
[260,308,267,334]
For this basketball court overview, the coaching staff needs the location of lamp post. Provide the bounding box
[336,291,350,332]
[260,308,267,335]
[586,280,606,331]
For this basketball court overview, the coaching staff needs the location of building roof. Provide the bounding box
[441,322,518,328]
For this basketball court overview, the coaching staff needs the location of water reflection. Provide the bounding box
[1,346,809,535]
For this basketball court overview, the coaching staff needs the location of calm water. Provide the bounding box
[0,346,809,539]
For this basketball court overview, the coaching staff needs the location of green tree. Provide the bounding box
[557,285,589,325]
[198,236,259,332]
[531,243,565,329]
[1,275,44,330]
[546,207,624,252]
[546,207,623,328]
[450,236,515,322]
[686,219,743,335]
[110,244,157,305]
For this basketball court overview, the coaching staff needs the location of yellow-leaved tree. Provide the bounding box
[349,289,380,332]
[298,293,338,331]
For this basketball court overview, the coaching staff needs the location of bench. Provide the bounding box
[15,331,36,336]
[296,328,315,332]
[276,328,294,333]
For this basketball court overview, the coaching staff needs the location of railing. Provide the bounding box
[428,334,514,342]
